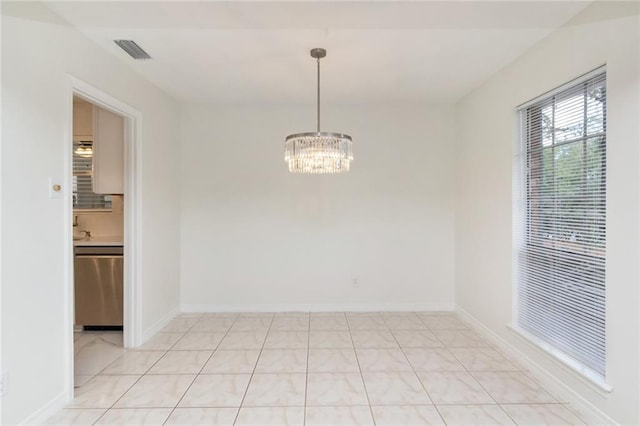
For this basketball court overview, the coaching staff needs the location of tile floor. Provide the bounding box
[47,312,586,425]
[73,329,125,388]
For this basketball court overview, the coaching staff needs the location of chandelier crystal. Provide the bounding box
[285,48,353,174]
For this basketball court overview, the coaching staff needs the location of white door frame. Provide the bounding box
[63,75,142,400]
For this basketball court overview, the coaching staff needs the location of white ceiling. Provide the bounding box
[44,1,591,105]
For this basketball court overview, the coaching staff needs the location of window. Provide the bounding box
[515,69,606,380]
[73,140,112,210]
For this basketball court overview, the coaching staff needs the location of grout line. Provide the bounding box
[303,313,311,426]
[497,404,519,425]
[77,332,128,378]
[346,313,377,425]
[424,317,517,425]
[75,402,574,409]
[496,402,572,406]
[231,313,275,426]
[71,330,143,425]
[423,315,517,424]
[161,314,240,425]
[382,314,448,426]
[90,364,146,420]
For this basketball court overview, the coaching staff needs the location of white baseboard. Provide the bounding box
[181,302,453,313]
[141,305,180,344]
[19,391,69,425]
[455,305,617,425]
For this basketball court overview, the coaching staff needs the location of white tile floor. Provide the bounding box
[73,329,126,388]
[46,312,587,425]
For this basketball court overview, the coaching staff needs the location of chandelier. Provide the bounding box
[285,48,353,174]
[74,141,93,158]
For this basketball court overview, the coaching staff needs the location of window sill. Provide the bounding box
[507,324,612,394]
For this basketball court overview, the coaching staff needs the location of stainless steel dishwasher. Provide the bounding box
[74,245,123,327]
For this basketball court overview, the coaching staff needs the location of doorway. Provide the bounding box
[64,76,142,402]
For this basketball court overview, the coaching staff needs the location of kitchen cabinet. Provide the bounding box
[72,99,94,140]
[93,106,124,194]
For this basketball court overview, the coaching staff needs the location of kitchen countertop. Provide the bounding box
[73,236,123,247]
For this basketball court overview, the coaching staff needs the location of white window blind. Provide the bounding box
[515,70,606,378]
[73,141,112,210]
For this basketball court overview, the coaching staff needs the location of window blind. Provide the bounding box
[73,142,112,210]
[515,70,606,378]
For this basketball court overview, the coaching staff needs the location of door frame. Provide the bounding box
[63,75,142,400]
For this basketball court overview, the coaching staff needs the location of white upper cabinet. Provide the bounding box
[72,99,93,140]
[93,106,124,194]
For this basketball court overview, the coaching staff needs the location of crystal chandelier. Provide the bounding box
[74,141,93,157]
[285,48,353,174]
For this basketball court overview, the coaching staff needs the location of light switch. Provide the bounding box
[49,177,62,199]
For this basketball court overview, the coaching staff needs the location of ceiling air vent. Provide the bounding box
[114,40,151,60]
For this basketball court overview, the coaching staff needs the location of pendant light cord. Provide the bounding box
[316,56,321,133]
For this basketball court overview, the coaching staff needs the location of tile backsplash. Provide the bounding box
[74,195,124,238]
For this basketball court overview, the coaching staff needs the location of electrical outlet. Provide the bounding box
[352,278,360,288]
[0,371,8,397]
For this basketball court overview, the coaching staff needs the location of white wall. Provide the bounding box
[1,3,181,424]
[454,3,639,424]
[180,104,455,311]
